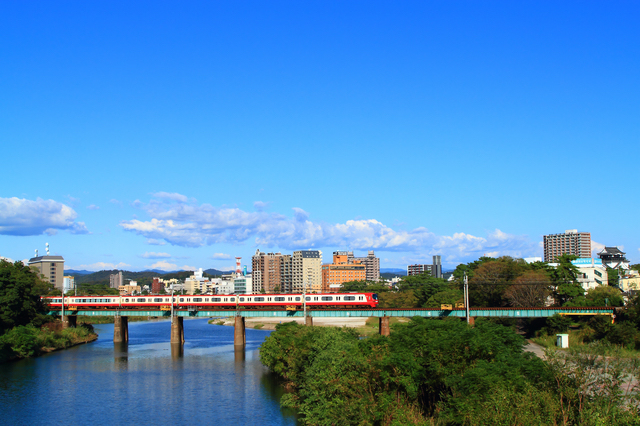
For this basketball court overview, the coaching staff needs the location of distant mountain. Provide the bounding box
[64,269,93,275]
[380,268,407,276]
[205,268,234,276]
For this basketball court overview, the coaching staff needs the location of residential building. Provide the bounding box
[118,284,141,295]
[620,270,640,292]
[252,250,289,293]
[347,250,381,281]
[570,258,608,291]
[432,255,442,279]
[543,229,591,262]
[63,276,75,294]
[598,247,630,270]
[322,251,367,292]
[28,255,65,290]
[151,277,163,294]
[184,268,215,294]
[292,250,322,293]
[109,271,124,289]
[407,264,433,276]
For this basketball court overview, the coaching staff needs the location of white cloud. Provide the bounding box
[140,252,172,259]
[70,262,131,271]
[591,240,605,257]
[147,260,196,272]
[87,204,100,210]
[254,201,270,211]
[119,195,538,263]
[146,238,166,246]
[211,253,232,260]
[0,197,89,236]
[152,192,189,203]
[110,199,122,206]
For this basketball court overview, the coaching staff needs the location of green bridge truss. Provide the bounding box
[49,307,614,319]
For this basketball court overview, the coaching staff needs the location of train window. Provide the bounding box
[193,298,202,302]
[205,298,209,302]
[336,297,340,301]
[213,298,221,302]
[295,297,300,301]
[359,296,363,300]
[275,297,285,301]
[165,298,169,302]
[314,297,318,301]
[305,297,310,301]
[267,298,272,302]
[344,296,355,301]
[154,298,163,302]
[125,299,129,302]
[82,299,87,303]
[179,298,184,302]
[239,298,244,302]
[230,298,235,302]
[137,298,145,303]
[254,297,264,302]
[288,297,292,301]
[224,298,228,302]
[321,296,333,301]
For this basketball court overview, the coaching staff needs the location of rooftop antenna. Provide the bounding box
[46,243,50,256]
[35,249,39,257]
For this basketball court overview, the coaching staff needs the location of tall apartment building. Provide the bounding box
[292,250,322,293]
[28,255,65,290]
[407,255,443,278]
[322,251,367,292]
[109,271,124,289]
[252,250,291,293]
[347,250,380,281]
[543,230,591,262]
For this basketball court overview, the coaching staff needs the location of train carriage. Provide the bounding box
[45,292,378,310]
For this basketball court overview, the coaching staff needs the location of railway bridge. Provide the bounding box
[50,306,615,347]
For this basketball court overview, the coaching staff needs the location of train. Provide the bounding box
[44,292,379,310]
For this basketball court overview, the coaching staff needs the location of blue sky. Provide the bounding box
[1,1,638,272]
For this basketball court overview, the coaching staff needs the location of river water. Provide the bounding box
[0,318,298,426]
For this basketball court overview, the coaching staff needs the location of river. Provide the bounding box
[0,318,298,426]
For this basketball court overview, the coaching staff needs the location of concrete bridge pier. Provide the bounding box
[234,316,246,347]
[171,316,185,344]
[305,315,313,326]
[379,316,390,336]
[62,315,77,329]
[114,315,129,343]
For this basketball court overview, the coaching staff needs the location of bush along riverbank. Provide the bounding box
[0,323,97,363]
[259,318,640,426]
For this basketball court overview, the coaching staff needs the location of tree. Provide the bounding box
[0,260,49,335]
[504,270,551,307]
[469,261,513,307]
[193,289,202,295]
[566,285,624,307]
[550,254,584,306]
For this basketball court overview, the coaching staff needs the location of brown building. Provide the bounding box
[322,251,367,292]
[151,277,163,294]
[28,255,65,291]
[543,229,591,262]
[252,250,292,293]
[347,250,380,281]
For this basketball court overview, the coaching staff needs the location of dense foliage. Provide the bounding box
[0,260,49,334]
[261,319,640,425]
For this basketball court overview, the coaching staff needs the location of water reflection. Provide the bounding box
[171,343,184,359]
[235,346,246,362]
[114,342,128,369]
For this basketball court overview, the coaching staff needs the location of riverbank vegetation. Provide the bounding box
[260,318,640,425]
[0,260,98,363]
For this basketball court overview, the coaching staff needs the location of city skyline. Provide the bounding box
[1,1,639,271]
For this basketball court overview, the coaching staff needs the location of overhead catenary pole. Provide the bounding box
[464,272,470,325]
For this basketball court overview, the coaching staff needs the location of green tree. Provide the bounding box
[550,254,584,306]
[0,260,49,335]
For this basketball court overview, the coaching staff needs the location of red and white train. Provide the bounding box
[44,293,379,310]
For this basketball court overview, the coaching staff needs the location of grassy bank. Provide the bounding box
[78,315,156,324]
[0,324,98,363]
[533,330,640,358]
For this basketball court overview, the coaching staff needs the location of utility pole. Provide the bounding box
[464,272,470,325]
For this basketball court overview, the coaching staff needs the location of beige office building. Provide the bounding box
[292,250,322,293]
[347,250,380,281]
[28,255,65,291]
